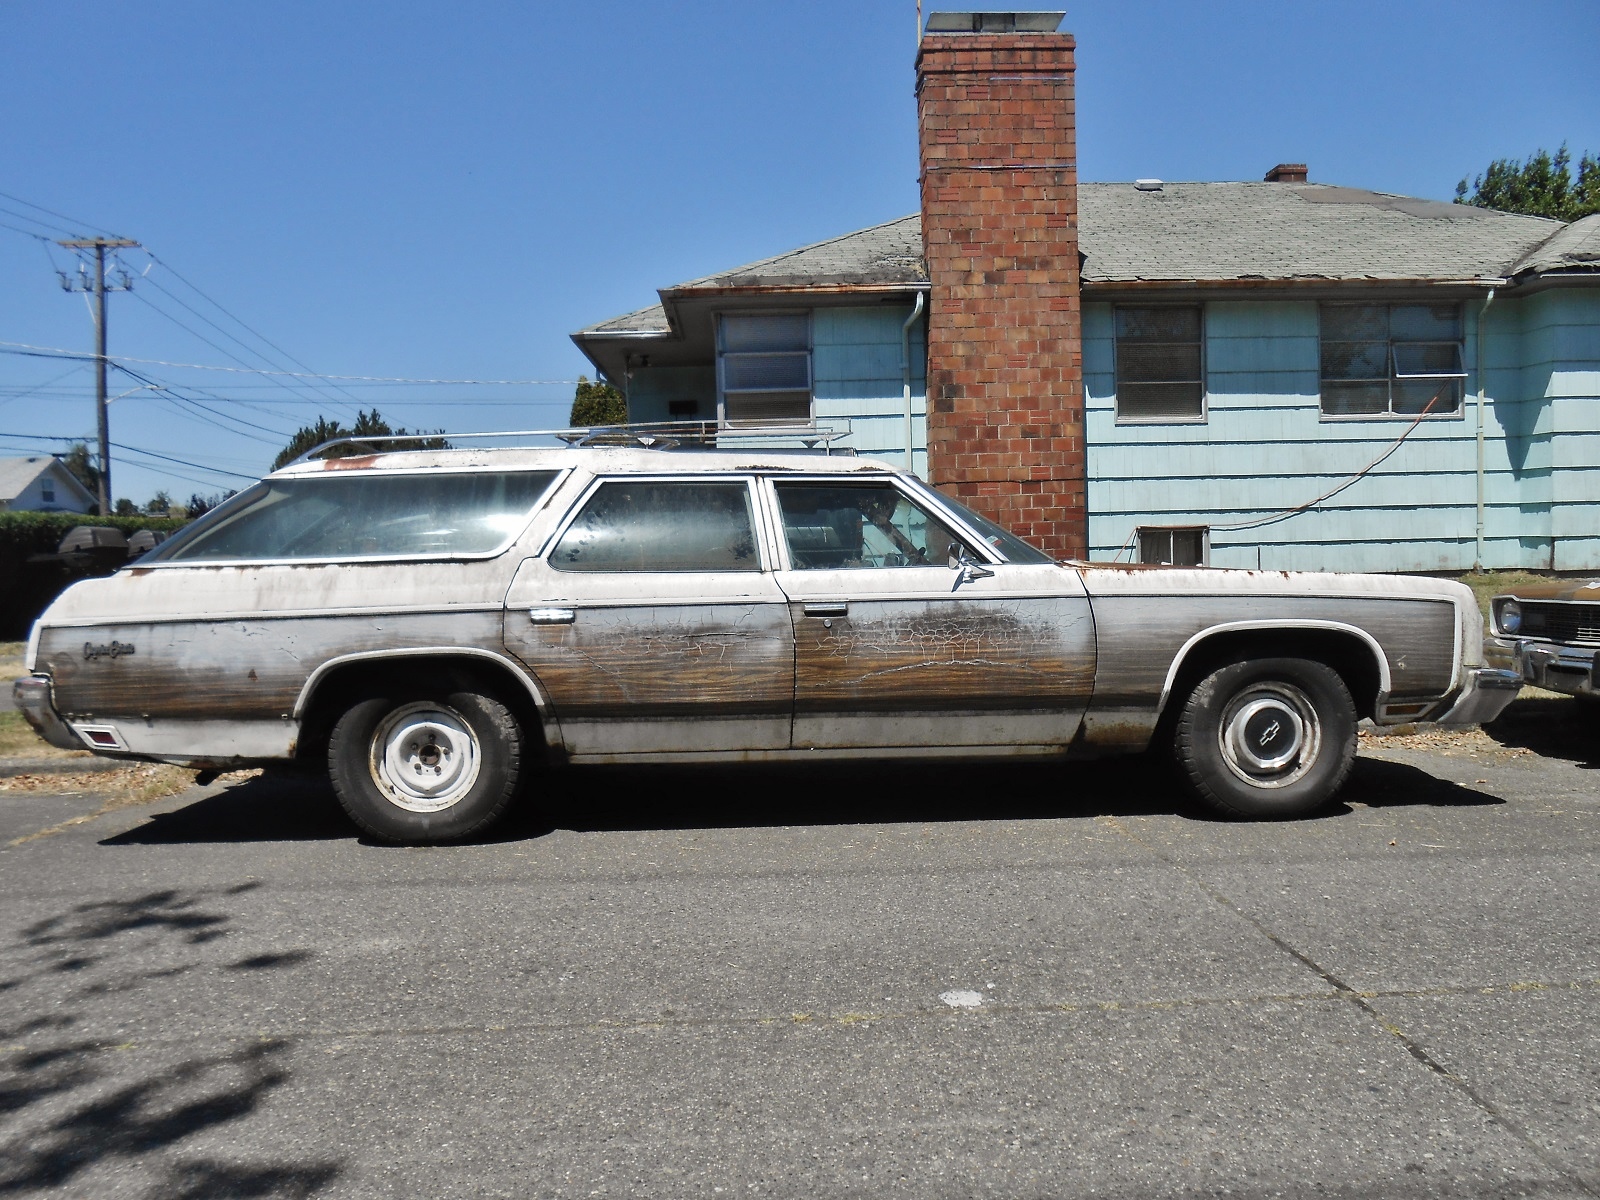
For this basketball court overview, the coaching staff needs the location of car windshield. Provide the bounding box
[146,470,561,562]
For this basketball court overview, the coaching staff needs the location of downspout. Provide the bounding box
[1475,287,1496,571]
[901,291,926,473]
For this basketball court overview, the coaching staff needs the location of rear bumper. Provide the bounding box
[11,677,84,751]
[1433,667,1523,726]
[1514,641,1599,699]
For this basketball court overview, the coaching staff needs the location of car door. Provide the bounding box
[765,476,1095,751]
[502,474,795,759]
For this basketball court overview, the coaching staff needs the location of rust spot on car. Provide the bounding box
[128,568,154,577]
[322,455,379,470]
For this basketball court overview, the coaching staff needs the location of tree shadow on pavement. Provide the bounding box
[0,885,340,1198]
[1481,696,1600,767]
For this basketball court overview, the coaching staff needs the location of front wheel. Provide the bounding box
[328,689,523,843]
[1173,657,1356,819]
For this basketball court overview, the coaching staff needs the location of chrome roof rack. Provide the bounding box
[286,420,855,467]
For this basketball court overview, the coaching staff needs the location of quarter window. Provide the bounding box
[773,482,971,570]
[1138,526,1207,566]
[1320,303,1465,417]
[549,481,760,572]
[717,312,812,426]
[149,471,560,562]
[1114,306,1204,422]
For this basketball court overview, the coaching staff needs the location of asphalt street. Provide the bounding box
[0,709,1596,1199]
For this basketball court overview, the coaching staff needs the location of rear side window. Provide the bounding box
[149,471,561,562]
[549,481,760,572]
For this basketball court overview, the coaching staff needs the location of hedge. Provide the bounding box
[0,512,188,640]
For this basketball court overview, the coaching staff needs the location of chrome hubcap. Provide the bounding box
[370,703,481,813]
[1218,682,1320,789]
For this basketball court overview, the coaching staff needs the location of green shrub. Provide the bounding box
[0,512,187,639]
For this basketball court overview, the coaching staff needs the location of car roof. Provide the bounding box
[268,445,901,480]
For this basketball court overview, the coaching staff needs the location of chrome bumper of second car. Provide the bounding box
[11,676,84,751]
[1513,640,1599,698]
[1433,667,1524,726]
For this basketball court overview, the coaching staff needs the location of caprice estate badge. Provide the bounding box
[83,641,136,660]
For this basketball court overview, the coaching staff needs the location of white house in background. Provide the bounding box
[0,457,96,514]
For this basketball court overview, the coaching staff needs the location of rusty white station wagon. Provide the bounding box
[15,437,1520,843]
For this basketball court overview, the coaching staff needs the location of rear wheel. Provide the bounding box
[328,688,523,843]
[1174,657,1356,819]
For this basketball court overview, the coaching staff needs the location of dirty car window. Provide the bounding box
[774,482,968,570]
[550,481,760,572]
[150,471,560,562]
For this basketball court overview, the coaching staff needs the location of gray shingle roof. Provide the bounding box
[1079,182,1561,283]
[576,183,1585,335]
[1510,212,1600,275]
[582,302,670,334]
[670,215,925,291]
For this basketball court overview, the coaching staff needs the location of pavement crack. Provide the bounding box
[1098,814,1600,1199]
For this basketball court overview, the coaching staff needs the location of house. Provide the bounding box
[572,11,1600,573]
[0,457,96,514]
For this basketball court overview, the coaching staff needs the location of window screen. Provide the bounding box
[1321,303,1464,417]
[1138,527,1206,566]
[549,481,760,572]
[150,471,560,562]
[718,312,812,426]
[1115,307,1204,421]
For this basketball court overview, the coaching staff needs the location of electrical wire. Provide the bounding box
[0,341,577,385]
[0,190,128,239]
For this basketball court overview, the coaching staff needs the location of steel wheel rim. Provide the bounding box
[1218,682,1320,789]
[369,702,482,813]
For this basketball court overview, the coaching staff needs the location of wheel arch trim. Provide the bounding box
[1156,619,1392,718]
[293,647,562,746]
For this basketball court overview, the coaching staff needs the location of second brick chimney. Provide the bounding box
[916,11,1085,558]
[1264,163,1308,183]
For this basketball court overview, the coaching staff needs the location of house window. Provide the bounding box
[717,312,812,426]
[1114,306,1204,421]
[1320,303,1465,417]
[1138,526,1207,566]
[41,479,55,504]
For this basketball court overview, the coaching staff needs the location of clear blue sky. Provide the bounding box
[2,0,1595,507]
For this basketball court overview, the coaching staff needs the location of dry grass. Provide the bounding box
[0,709,89,760]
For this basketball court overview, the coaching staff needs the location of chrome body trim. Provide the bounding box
[12,677,83,751]
[1434,667,1522,725]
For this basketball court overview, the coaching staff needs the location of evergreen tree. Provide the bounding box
[569,375,627,426]
[1455,144,1600,221]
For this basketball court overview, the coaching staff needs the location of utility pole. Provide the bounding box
[58,237,139,514]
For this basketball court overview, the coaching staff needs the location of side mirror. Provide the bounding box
[947,542,995,588]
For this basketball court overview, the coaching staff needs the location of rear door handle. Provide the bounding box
[528,607,576,625]
[803,602,848,618]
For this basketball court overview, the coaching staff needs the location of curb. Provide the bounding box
[0,756,133,779]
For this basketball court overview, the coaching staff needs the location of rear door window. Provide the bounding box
[548,480,762,572]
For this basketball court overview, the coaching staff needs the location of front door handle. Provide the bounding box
[803,602,849,618]
[528,607,576,625]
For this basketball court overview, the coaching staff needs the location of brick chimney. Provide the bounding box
[916,11,1084,559]
[1263,163,1308,183]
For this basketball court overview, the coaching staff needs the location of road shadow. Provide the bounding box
[1339,755,1505,812]
[103,771,355,847]
[1481,695,1600,767]
[102,744,1505,848]
[0,884,340,1197]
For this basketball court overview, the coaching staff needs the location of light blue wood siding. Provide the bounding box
[1085,291,1600,573]
[813,305,928,476]
[623,366,716,424]
[620,306,926,472]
